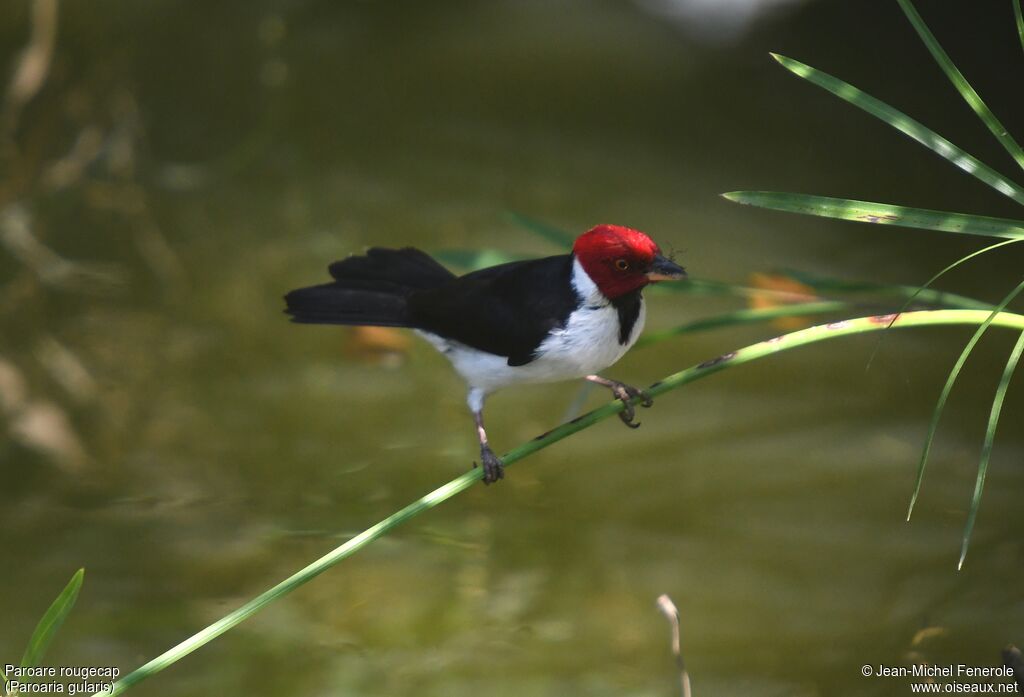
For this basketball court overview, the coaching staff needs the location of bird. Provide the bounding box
[284,224,687,484]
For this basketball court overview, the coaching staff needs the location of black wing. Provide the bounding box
[407,255,579,366]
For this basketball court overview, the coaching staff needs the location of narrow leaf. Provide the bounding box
[959,329,1024,569]
[1015,0,1024,68]
[20,568,84,669]
[866,239,1023,370]
[908,278,1024,521]
[767,268,992,311]
[434,248,523,270]
[781,268,994,312]
[723,192,1024,240]
[889,240,1021,323]
[636,301,849,347]
[770,53,1024,205]
[505,212,575,249]
[897,0,1024,172]
[655,276,817,301]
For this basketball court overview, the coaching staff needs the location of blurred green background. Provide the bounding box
[1,1,1022,695]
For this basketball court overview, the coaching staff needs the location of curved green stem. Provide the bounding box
[959,328,1024,569]
[97,309,1024,697]
[907,279,1024,522]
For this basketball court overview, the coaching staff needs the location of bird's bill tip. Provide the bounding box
[646,255,687,282]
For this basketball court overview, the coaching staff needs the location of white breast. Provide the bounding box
[417,258,646,399]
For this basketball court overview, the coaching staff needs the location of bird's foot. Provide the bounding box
[475,444,505,485]
[604,380,654,429]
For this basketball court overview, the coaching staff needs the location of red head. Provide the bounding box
[572,224,686,299]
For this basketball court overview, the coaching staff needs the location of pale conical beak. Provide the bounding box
[646,254,687,282]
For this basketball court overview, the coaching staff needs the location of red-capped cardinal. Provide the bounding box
[285,224,686,484]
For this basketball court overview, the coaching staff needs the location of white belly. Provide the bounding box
[417,298,645,395]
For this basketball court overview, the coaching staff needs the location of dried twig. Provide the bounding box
[4,0,59,142]
[656,594,692,697]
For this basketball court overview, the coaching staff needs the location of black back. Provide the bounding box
[408,255,581,366]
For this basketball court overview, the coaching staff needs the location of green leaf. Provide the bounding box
[769,53,1024,205]
[20,568,84,669]
[505,212,576,249]
[654,276,816,301]
[907,278,1024,522]
[433,248,523,271]
[892,240,1021,319]
[896,0,1024,172]
[781,267,995,312]
[1015,0,1024,67]
[636,301,849,347]
[723,192,1024,240]
[865,239,1022,370]
[960,328,1024,569]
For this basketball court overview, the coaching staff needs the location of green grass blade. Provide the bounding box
[659,276,810,299]
[769,54,1024,205]
[641,284,995,351]
[897,0,1024,172]
[907,278,1024,522]
[865,239,1022,369]
[20,568,84,669]
[1016,0,1024,56]
[653,277,823,305]
[505,212,575,249]
[890,240,1021,322]
[861,284,990,312]
[636,301,849,347]
[723,192,1024,240]
[959,328,1024,569]
[94,309,1024,697]
[649,273,986,312]
[434,248,523,271]
[781,268,997,311]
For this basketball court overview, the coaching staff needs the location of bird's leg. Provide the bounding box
[585,374,654,429]
[468,388,503,484]
[473,409,504,484]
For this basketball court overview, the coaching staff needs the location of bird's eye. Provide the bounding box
[614,258,630,271]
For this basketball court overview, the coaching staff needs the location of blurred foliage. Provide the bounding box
[726,0,1024,566]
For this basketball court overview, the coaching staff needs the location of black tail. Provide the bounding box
[284,247,454,327]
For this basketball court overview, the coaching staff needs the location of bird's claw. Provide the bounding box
[608,381,653,429]
[477,445,505,485]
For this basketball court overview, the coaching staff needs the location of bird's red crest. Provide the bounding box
[573,224,661,299]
